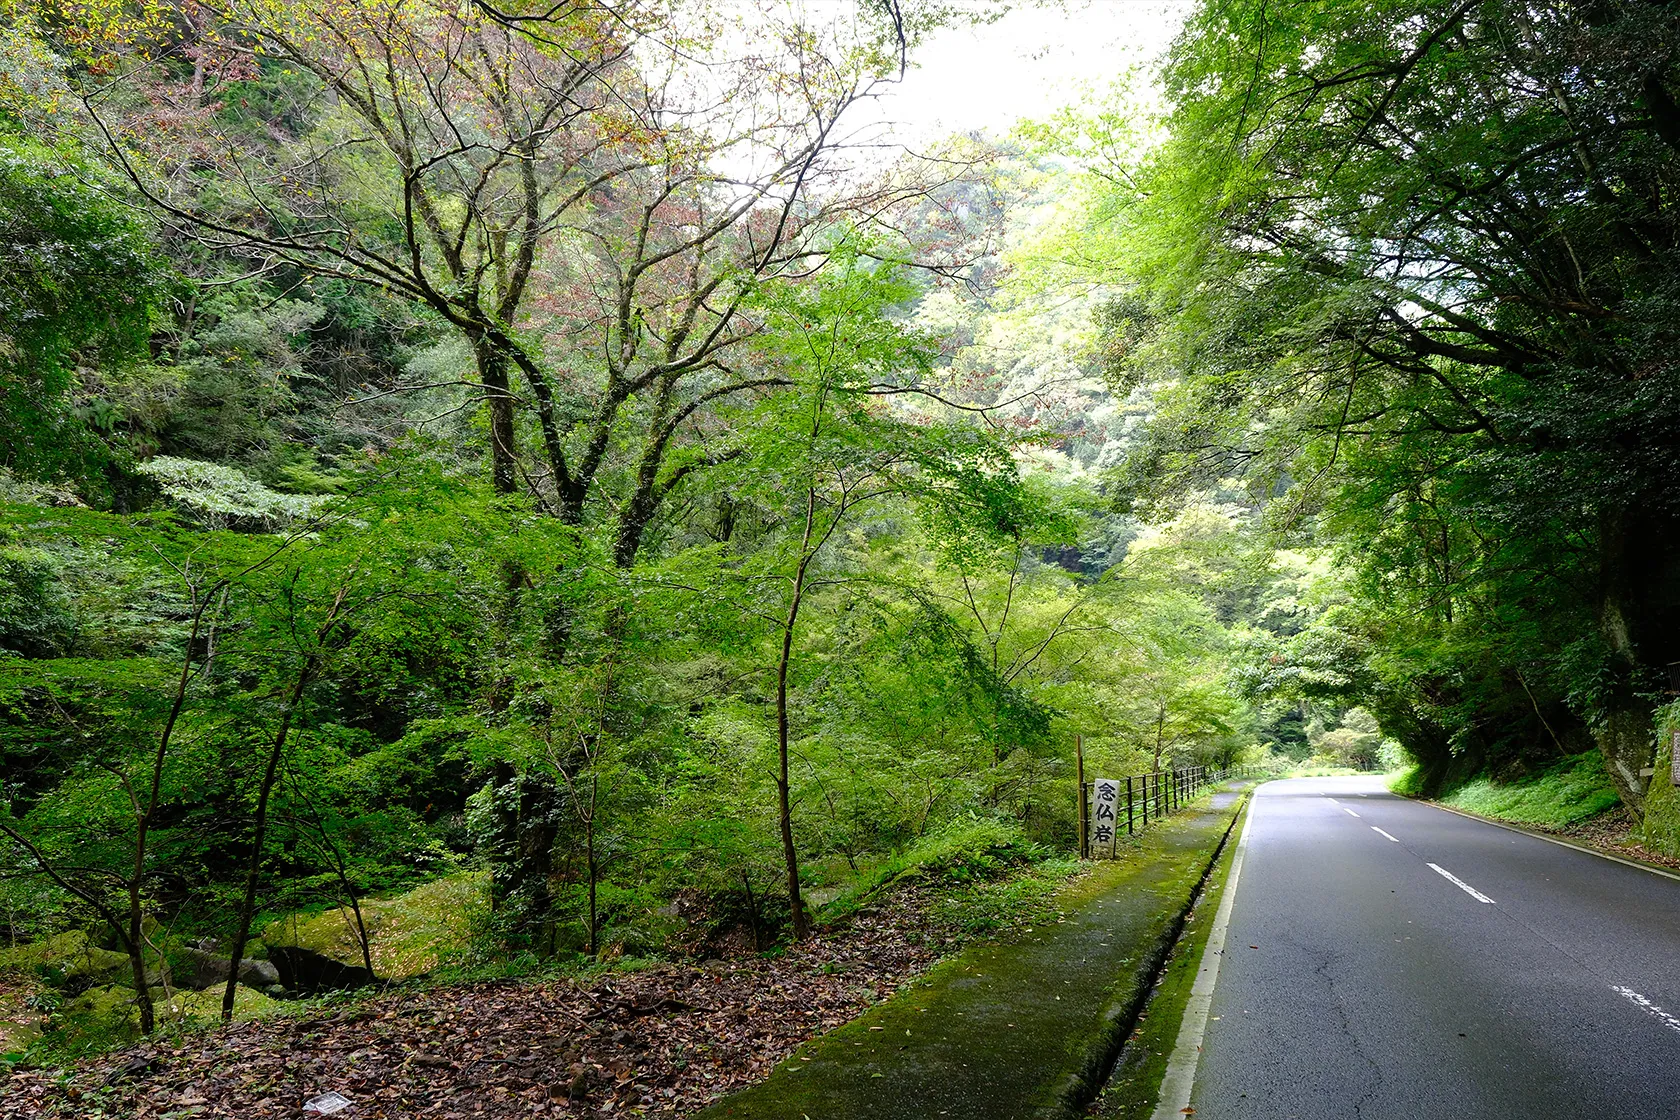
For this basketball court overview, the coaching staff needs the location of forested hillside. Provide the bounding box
[1030,0,1680,826]
[0,0,1296,1058]
[3,0,1676,1088]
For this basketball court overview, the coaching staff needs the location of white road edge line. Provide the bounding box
[1612,985,1680,1035]
[1372,827,1399,842]
[1151,801,1255,1120]
[1342,807,1361,817]
[1428,862,1496,904]
[1430,802,1680,884]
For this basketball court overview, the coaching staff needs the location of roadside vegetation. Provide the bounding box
[2,0,1678,1110]
[1393,753,1623,832]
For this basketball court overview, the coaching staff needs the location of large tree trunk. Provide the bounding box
[1591,506,1680,816]
[475,343,519,496]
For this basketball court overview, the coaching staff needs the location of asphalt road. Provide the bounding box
[1177,776,1680,1119]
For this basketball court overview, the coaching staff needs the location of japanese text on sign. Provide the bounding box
[1090,778,1121,859]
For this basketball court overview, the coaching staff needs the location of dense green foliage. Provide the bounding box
[1037,0,1680,813]
[0,0,1282,1049]
[1396,751,1622,829]
[0,143,158,489]
[16,0,1673,1057]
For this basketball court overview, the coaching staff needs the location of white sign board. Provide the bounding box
[1090,778,1122,858]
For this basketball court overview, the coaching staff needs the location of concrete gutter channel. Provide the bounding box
[694,781,1255,1120]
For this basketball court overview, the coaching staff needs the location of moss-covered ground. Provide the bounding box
[692,784,1251,1120]
[260,870,488,979]
[1396,751,1621,829]
[1089,801,1244,1118]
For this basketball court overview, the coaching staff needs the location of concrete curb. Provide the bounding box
[1043,788,1251,1120]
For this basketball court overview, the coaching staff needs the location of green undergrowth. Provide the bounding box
[817,816,1056,926]
[263,871,489,980]
[6,827,1082,1071]
[923,856,1083,940]
[1395,750,1620,829]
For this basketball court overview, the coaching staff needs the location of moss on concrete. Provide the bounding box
[693,785,1251,1120]
[1640,705,1680,857]
[1090,803,1244,1118]
[262,871,488,979]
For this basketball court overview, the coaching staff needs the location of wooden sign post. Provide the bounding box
[1076,735,1088,859]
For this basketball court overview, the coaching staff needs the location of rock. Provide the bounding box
[63,984,141,1026]
[0,1014,42,1052]
[266,945,377,993]
[101,1054,157,1086]
[177,947,280,991]
[257,872,488,987]
[0,930,129,985]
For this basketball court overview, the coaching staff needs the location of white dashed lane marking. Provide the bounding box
[1613,986,1680,1035]
[1429,863,1496,904]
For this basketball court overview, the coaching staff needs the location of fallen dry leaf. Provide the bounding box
[5,881,988,1120]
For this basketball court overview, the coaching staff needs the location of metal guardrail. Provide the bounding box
[1077,764,1254,858]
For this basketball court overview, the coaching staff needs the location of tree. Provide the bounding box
[1071,0,1680,807]
[76,0,946,557]
[0,140,159,489]
[0,508,302,1032]
[706,247,1035,936]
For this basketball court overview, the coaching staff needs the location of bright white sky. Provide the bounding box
[867,0,1192,146]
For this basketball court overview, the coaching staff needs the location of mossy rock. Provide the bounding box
[58,981,287,1034]
[61,983,142,1026]
[0,930,129,986]
[153,984,287,1024]
[0,1016,42,1053]
[0,973,47,1054]
[262,872,488,984]
[1642,712,1680,857]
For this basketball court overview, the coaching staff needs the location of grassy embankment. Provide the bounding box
[1391,750,1621,830]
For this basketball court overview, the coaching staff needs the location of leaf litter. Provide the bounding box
[3,883,995,1120]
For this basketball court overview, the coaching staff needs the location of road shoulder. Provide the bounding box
[1425,801,1680,882]
[1088,796,1248,1119]
[693,784,1253,1120]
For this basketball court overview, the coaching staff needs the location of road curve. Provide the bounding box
[1174,776,1680,1119]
